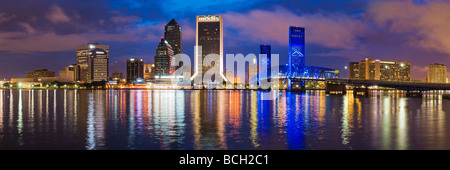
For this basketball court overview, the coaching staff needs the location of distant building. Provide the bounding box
[247,57,259,89]
[260,45,271,78]
[59,64,78,83]
[111,61,123,81]
[427,63,447,83]
[76,42,109,83]
[164,18,182,56]
[154,38,174,76]
[349,58,411,81]
[349,62,360,79]
[126,58,144,83]
[27,69,55,78]
[143,64,155,80]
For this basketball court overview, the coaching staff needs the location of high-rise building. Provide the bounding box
[112,61,123,81]
[260,44,271,78]
[76,42,109,83]
[164,18,182,56]
[427,63,447,83]
[349,58,411,81]
[126,58,144,83]
[349,62,360,79]
[154,38,174,76]
[289,26,305,77]
[191,15,227,82]
[247,57,259,88]
[260,45,271,67]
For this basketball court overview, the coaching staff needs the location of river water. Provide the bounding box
[0,89,448,150]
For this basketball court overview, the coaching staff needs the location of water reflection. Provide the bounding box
[0,89,450,150]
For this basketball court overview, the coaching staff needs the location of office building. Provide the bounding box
[289,26,305,77]
[27,69,55,78]
[164,18,182,56]
[143,64,155,80]
[349,62,360,79]
[126,58,144,83]
[247,57,259,88]
[349,58,411,81]
[154,38,174,76]
[191,15,227,82]
[427,63,447,83]
[260,44,271,78]
[76,42,109,83]
[59,64,78,83]
[112,61,123,81]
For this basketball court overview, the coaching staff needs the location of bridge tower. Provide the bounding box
[288,26,306,90]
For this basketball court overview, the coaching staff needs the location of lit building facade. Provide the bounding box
[59,64,78,83]
[126,58,144,83]
[427,63,447,83]
[191,15,227,82]
[164,18,182,56]
[76,42,109,83]
[349,58,411,81]
[112,61,123,81]
[143,64,155,80]
[27,69,55,78]
[154,38,174,76]
[349,62,359,79]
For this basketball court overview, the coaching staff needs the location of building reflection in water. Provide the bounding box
[0,89,450,150]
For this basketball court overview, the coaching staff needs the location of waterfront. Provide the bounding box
[0,89,449,150]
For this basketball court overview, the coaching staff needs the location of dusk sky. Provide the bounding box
[1,0,450,80]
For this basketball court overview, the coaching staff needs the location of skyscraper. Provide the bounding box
[112,61,124,81]
[427,63,447,83]
[288,26,305,77]
[154,38,174,76]
[76,42,109,83]
[260,44,271,77]
[126,58,144,83]
[164,18,182,56]
[191,15,227,82]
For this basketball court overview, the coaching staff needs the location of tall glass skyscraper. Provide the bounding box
[76,42,109,83]
[154,38,174,76]
[260,44,271,78]
[288,26,305,77]
[126,58,144,83]
[191,15,227,83]
[260,45,271,67]
[164,18,182,56]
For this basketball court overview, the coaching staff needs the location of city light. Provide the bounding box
[1,0,450,156]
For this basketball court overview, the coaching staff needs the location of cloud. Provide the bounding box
[111,16,142,24]
[223,7,367,50]
[0,31,87,53]
[367,0,450,55]
[18,22,36,34]
[0,12,16,23]
[46,4,71,23]
[0,21,165,53]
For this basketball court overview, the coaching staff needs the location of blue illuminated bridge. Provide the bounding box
[250,26,450,93]
[254,64,450,93]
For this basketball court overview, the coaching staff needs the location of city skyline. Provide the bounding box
[1,0,450,81]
